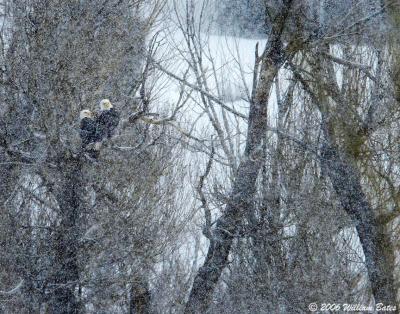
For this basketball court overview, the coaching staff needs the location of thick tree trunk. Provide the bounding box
[49,158,83,314]
[184,2,295,312]
[0,155,15,207]
[293,54,398,308]
[320,138,397,307]
[129,275,152,314]
[184,157,266,313]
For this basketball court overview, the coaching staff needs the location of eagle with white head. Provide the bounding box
[97,99,120,139]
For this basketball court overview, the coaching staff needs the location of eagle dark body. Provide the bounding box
[80,117,101,148]
[97,108,120,139]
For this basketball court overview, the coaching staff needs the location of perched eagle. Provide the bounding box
[97,99,120,139]
[80,110,98,147]
[79,109,101,158]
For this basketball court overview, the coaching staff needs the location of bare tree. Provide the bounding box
[183,1,306,312]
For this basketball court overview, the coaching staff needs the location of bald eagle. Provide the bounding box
[97,99,120,139]
[80,109,101,158]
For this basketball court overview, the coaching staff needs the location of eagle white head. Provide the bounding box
[100,99,113,111]
[80,109,94,120]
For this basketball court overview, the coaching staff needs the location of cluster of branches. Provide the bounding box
[0,0,195,313]
[1,0,400,313]
[154,0,400,313]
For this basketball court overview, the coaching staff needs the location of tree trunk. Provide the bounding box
[320,138,397,307]
[293,51,398,308]
[184,2,295,312]
[49,158,83,314]
[129,274,152,314]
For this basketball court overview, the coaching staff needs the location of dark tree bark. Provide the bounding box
[320,136,397,308]
[292,63,397,308]
[49,158,83,314]
[184,2,296,312]
[129,275,152,314]
[0,152,16,211]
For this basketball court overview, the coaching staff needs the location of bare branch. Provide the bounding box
[0,279,24,295]
[197,142,214,241]
[151,59,248,120]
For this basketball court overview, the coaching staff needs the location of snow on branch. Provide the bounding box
[0,279,24,295]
